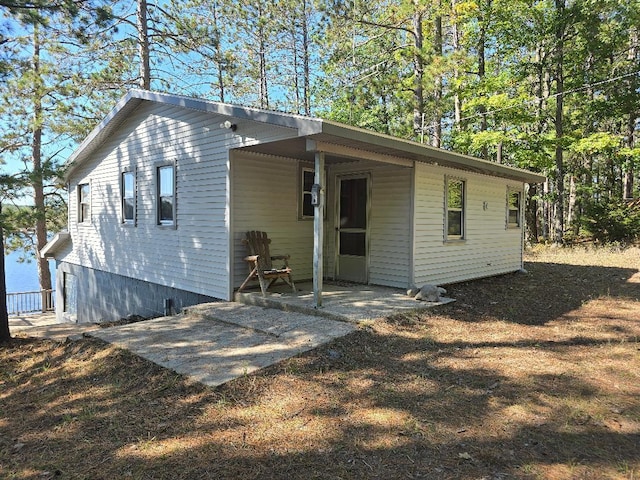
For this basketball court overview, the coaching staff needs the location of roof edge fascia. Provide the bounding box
[130,90,321,130]
[63,89,544,185]
[64,91,142,180]
[64,89,322,180]
[314,120,546,184]
[40,231,71,259]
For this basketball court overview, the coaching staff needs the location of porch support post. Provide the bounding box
[313,151,325,308]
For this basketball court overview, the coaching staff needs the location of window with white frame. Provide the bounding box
[446,177,465,240]
[299,166,315,219]
[78,183,90,223]
[507,189,522,228]
[157,164,175,226]
[121,170,135,224]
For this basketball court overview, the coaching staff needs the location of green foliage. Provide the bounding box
[0,3,120,280]
[570,133,622,156]
[1,0,639,255]
[581,200,640,244]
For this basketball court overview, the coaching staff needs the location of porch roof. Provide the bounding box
[64,89,545,184]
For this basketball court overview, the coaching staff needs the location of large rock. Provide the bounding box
[414,284,447,302]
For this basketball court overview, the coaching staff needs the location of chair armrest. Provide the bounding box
[244,255,259,262]
[271,255,290,261]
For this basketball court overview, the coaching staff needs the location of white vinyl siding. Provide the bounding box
[232,153,314,288]
[368,165,412,288]
[413,162,524,286]
[63,102,297,301]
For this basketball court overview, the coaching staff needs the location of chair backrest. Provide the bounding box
[245,231,273,270]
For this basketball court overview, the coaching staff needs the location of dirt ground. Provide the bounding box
[1,246,639,479]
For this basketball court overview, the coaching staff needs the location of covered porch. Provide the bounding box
[230,138,416,306]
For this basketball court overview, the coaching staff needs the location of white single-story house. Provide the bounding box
[42,89,545,323]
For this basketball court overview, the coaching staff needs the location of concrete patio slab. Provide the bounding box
[9,313,100,341]
[235,281,455,322]
[9,312,58,329]
[12,285,449,387]
[89,302,356,387]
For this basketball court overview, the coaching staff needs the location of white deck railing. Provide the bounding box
[6,290,55,315]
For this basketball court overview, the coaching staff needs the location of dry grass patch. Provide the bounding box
[1,246,639,479]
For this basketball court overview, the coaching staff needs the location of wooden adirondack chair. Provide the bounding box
[238,231,296,296]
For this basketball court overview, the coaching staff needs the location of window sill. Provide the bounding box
[444,238,466,245]
[157,223,177,230]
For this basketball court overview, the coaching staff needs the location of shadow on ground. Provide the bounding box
[1,259,638,479]
[438,261,640,325]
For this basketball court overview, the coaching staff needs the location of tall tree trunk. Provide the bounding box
[412,2,424,140]
[302,0,311,116]
[451,0,462,128]
[535,44,550,136]
[257,2,268,109]
[212,1,225,102]
[380,94,391,134]
[534,44,551,242]
[291,26,300,113]
[137,0,151,89]
[623,114,635,199]
[542,180,550,241]
[259,35,268,107]
[32,28,52,295]
[525,184,539,243]
[552,0,565,244]
[477,1,489,160]
[567,173,577,236]
[0,202,10,343]
[432,7,443,148]
[624,27,638,199]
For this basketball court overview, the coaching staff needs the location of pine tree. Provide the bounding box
[0,1,121,335]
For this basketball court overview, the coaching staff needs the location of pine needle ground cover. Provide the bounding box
[1,247,639,479]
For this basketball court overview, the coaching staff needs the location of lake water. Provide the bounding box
[4,249,56,293]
